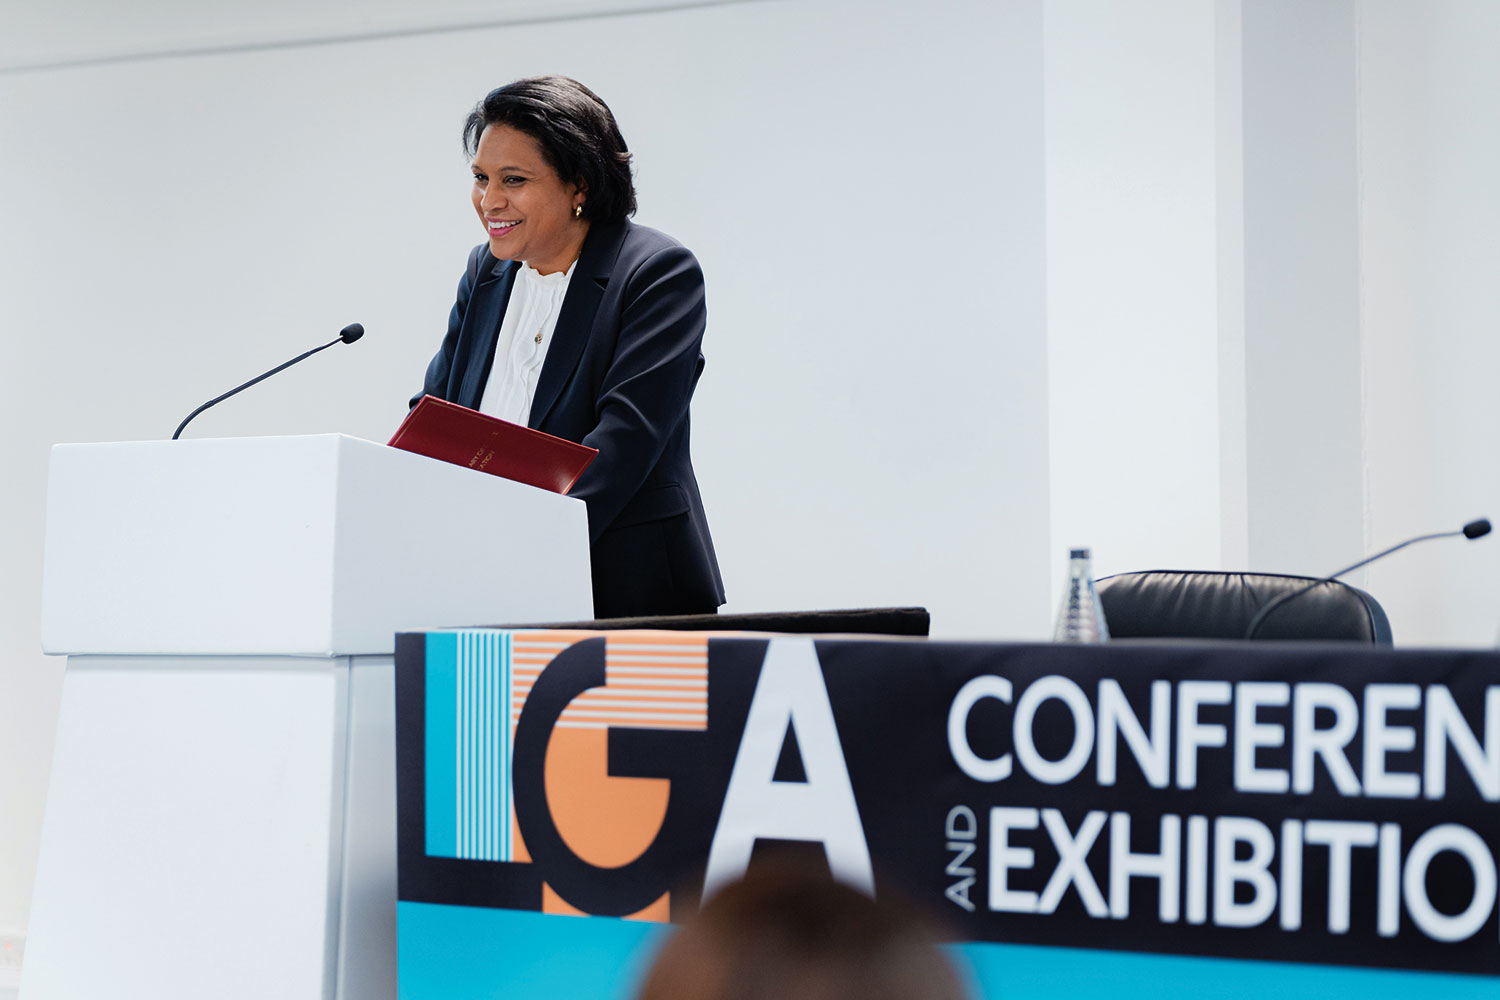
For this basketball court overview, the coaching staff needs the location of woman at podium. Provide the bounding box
[413,76,725,620]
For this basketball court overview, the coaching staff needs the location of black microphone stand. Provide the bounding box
[1243,520,1492,640]
[172,324,364,440]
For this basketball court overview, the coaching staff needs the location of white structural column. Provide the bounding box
[1044,0,1228,585]
[1240,0,1365,577]
[1215,0,1249,571]
[1356,1,1500,645]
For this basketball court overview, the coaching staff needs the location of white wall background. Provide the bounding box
[4,0,1499,949]
[1242,0,1365,577]
[1,0,1052,937]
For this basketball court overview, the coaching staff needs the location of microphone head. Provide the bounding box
[339,323,365,344]
[1464,518,1492,540]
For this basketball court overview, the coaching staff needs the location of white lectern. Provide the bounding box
[27,435,592,1000]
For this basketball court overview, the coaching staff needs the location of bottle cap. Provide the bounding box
[1069,547,1090,559]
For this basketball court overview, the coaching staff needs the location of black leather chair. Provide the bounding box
[1095,571,1392,645]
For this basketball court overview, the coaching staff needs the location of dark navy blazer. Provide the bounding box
[414,219,725,618]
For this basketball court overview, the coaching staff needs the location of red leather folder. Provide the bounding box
[388,395,597,495]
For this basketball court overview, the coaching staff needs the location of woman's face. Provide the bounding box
[470,124,588,275]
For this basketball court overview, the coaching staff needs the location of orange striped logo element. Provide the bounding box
[510,630,709,731]
[509,630,709,922]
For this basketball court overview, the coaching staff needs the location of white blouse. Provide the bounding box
[477,260,577,425]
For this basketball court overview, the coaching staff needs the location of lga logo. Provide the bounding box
[426,632,875,919]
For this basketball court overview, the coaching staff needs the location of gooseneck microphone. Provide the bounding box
[172,323,365,440]
[1243,518,1492,640]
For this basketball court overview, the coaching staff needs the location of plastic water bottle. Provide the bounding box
[1054,547,1109,643]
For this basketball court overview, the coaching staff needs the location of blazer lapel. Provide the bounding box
[457,256,517,410]
[528,220,629,429]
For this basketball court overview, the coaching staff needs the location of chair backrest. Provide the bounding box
[1095,570,1392,645]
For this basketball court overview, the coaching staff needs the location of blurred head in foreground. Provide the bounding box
[634,864,972,1000]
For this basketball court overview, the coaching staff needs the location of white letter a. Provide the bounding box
[703,638,875,899]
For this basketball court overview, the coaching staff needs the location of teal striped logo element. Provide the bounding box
[424,630,514,861]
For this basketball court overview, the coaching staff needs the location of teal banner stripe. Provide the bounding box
[396,900,1500,1000]
[954,939,1500,1000]
[398,901,667,1000]
[423,632,459,859]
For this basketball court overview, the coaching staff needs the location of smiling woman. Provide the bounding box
[469,126,589,277]
[413,76,725,619]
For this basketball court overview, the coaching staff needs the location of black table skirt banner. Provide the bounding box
[394,630,1500,991]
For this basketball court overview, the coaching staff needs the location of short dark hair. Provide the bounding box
[463,76,637,224]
